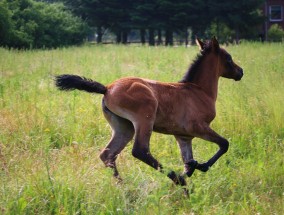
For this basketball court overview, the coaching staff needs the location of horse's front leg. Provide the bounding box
[194,125,229,172]
[175,136,198,177]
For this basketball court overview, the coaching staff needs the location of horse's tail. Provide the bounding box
[55,74,107,94]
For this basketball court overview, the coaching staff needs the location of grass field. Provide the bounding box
[0,42,283,214]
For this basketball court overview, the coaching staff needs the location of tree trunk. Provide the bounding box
[216,19,220,39]
[235,27,240,44]
[185,29,189,47]
[165,29,173,46]
[191,28,198,45]
[140,29,146,45]
[157,29,162,45]
[96,26,103,44]
[122,30,128,44]
[148,28,155,46]
[116,31,122,44]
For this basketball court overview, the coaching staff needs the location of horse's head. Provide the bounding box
[196,37,243,81]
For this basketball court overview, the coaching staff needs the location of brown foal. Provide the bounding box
[55,37,243,189]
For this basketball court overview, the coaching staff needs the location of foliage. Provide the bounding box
[0,43,283,214]
[205,22,235,44]
[268,24,284,42]
[0,1,13,46]
[1,0,266,47]
[207,0,265,42]
[61,0,264,45]
[1,0,89,49]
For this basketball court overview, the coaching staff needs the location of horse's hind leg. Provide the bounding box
[131,121,162,170]
[100,103,134,179]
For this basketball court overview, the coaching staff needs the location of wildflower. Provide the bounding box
[44,128,50,132]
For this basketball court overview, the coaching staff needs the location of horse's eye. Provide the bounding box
[227,56,232,63]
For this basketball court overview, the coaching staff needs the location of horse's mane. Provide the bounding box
[179,42,211,83]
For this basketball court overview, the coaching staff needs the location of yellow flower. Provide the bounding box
[44,128,50,132]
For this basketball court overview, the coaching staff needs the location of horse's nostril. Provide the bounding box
[234,68,243,81]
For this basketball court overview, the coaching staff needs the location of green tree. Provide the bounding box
[1,0,88,49]
[62,0,111,43]
[154,0,209,45]
[105,0,133,44]
[207,0,264,43]
[156,0,174,45]
[0,1,13,46]
[131,0,158,45]
[268,24,284,42]
[58,0,265,45]
[63,0,134,44]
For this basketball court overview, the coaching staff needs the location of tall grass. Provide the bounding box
[0,43,283,214]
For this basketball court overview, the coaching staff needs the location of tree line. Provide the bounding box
[63,0,264,45]
[1,0,265,49]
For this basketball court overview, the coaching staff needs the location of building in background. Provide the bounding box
[263,0,284,40]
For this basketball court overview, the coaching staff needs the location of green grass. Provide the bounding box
[0,43,283,214]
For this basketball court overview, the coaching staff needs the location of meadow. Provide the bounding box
[0,42,283,214]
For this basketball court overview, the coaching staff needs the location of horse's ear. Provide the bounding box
[211,36,220,52]
[196,38,205,51]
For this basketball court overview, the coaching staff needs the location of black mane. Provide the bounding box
[179,42,211,83]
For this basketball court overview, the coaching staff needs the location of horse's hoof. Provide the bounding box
[167,171,187,186]
[177,175,187,186]
[183,187,189,197]
[113,173,123,184]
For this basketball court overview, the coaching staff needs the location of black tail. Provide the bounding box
[55,74,107,94]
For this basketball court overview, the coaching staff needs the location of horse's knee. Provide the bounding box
[220,139,229,153]
[99,149,108,164]
[132,147,146,160]
[99,149,114,166]
[132,145,162,170]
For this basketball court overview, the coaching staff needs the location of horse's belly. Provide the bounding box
[153,122,188,135]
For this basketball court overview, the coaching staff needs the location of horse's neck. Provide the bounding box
[191,59,219,101]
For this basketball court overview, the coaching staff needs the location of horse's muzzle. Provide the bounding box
[234,68,243,81]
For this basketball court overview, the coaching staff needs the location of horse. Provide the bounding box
[55,37,243,191]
